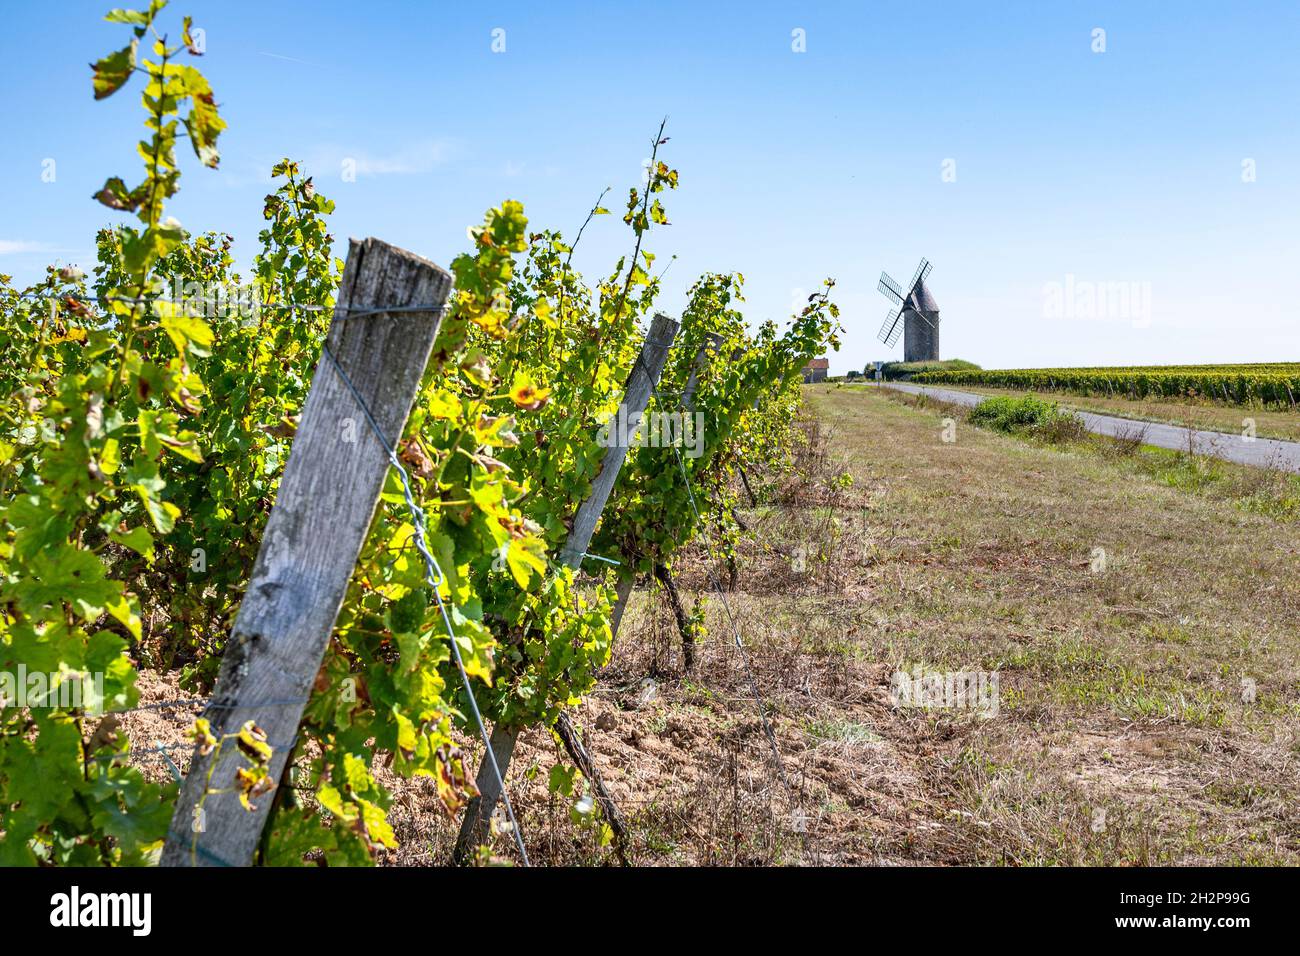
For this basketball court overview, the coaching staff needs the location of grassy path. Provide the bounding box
[765,385,1300,864]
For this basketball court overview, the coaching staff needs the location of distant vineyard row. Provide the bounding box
[913,364,1300,407]
[961,362,1300,375]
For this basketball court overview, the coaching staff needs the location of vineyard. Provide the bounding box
[0,4,839,866]
[914,363,1300,407]
[6,3,1300,909]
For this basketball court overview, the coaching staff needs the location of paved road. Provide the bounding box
[867,382,1300,474]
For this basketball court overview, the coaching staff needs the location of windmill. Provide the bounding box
[877,257,941,363]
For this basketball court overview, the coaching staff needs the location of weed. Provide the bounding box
[969,394,1068,433]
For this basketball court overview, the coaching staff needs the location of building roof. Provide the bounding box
[906,276,940,313]
[804,358,830,370]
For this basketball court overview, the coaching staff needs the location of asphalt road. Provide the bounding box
[867,381,1300,474]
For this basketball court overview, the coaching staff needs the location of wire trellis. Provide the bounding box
[11,285,794,864]
[319,339,531,866]
[634,351,793,796]
[9,290,445,324]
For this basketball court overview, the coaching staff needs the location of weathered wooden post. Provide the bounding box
[651,332,723,670]
[161,239,451,867]
[453,312,679,864]
[560,312,681,569]
[606,331,721,646]
[681,332,723,409]
[607,577,636,637]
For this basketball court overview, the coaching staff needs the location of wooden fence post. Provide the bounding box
[560,312,681,568]
[647,332,723,669]
[607,577,636,637]
[453,312,679,863]
[680,332,723,409]
[607,331,721,645]
[160,238,451,867]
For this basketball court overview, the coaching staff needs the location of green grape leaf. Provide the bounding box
[109,524,155,561]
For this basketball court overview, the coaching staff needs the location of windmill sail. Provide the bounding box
[878,272,904,306]
[909,257,932,294]
[878,309,902,346]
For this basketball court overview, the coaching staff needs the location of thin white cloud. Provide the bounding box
[205,141,451,190]
[257,50,315,66]
[353,142,447,176]
[308,140,451,178]
[208,160,277,190]
[0,240,54,256]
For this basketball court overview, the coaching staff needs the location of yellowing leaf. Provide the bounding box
[342,752,370,793]
[459,350,493,387]
[432,744,477,816]
[505,536,546,588]
[474,413,518,447]
[426,388,461,421]
[100,437,121,474]
[157,430,203,463]
[359,799,398,850]
[532,297,555,329]
[160,312,214,356]
[236,765,273,811]
[317,784,352,821]
[508,372,551,411]
[393,711,418,760]
[178,66,225,167]
[185,717,218,756]
[236,721,272,764]
[105,593,143,642]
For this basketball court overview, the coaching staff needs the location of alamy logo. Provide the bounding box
[597,405,705,458]
[171,275,262,320]
[1042,274,1152,328]
[890,667,999,717]
[0,666,105,714]
[50,886,151,936]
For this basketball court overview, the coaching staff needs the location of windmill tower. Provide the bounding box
[877,258,940,363]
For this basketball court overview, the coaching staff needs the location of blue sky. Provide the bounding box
[2,0,1297,373]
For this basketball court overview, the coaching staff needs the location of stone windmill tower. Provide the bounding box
[877,258,940,362]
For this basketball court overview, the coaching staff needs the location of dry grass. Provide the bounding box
[793,384,1300,864]
[883,385,1300,520]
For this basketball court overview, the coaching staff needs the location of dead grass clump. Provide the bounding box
[1033,411,1090,444]
[1101,423,1148,458]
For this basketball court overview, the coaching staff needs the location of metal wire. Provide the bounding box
[86,734,296,766]
[14,284,788,852]
[319,338,531,866]
[10,291,445,323]
[635,352,793,794]
[94,694,311,716]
